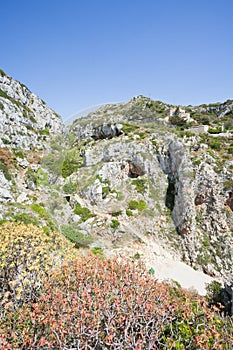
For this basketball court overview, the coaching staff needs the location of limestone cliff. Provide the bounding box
[68,96,233,282]
[0,69,63,149]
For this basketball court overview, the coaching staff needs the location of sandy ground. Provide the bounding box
[108,237,219,296]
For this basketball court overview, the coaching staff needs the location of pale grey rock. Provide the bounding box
[80,179,103,205]
[0,171,13,202]
[17,158,29,168]
[168,141,196,235]
[0,71,63,150]
[17,192,28,203]
[92,123,123,140]
[0,204,3,220]
[24,178,36,191]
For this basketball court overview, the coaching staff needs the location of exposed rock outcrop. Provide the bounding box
[0,70,63,149]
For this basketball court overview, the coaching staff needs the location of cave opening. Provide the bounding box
[165,178,175,211]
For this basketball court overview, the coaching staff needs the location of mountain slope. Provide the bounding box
[0,70,232,295]
[67,95,233,284]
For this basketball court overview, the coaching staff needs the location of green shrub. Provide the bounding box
[74,202,94,222]
[223,180,233,191]
[1,137,11,145]
[132,178,147,193]
[121,123,139,135]
[39,126,50,136]
[29,114,37,123]
[13,149,25,159]
[102,186,110,198]
[206,281,222,306]
[0,68,7,76]
[111,210,122,217]
[41,153,64,177]
[191,112,212,125]
[223,115,233,130]
[128,200,147,211]
[12,212,40,226]
[61,150,83,178]
[36,169,49,186]
[25,168,37,186]
[91,247,104,256]
[138,131,148,139]
[208,127,222,134]
[169,115,187,127]
[0,89,9,99]
[207,138,221,151]
[110,219,120,230]
[0,160,11,181]
[50,136,63,151]
[31,203,48,220]
[61,224,93,248]
[63,180,77,194]
[126,209,133,216]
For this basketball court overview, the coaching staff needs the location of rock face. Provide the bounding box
[0,69,64,235]
[68,96,233,283]
[158,140,196,235]
[0,171,13,203]
[0,70,63,149]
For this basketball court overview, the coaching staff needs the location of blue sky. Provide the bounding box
[1,0,233,120]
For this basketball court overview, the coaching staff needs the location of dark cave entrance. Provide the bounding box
[165,178,175,211]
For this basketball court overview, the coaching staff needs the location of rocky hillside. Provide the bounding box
[0,69,63,150]
[68,96,233,282]
[0,70,232,294]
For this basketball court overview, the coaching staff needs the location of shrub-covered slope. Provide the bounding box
[1,252,233,349]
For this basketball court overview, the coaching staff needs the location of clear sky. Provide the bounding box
[1,0,233,120]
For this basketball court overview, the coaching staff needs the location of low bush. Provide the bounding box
[41,153,64,177]
[128,199,147,211]
[102,185,111,198]
[208,127,222,134]
[74,202,94,222]
[61,224,93,248]
[36,168,49,186]
[39,126,50,136]
[0,159,11,180]
[61,150,83,178]
[110,218,120,230]
[126,209,133,216]
[169,115,187,127]
[121,123,139,135]
[91,247,104,256]
[206,138,221,151]
[63,180,77,194]
[0,222,75,311]
[111,210,122,217]
[132,178,147,193]
[224,180,233,191]
[12,212,40,226]
[1,254,232,348]
[24,168,37,187]
[31,203,48,219]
